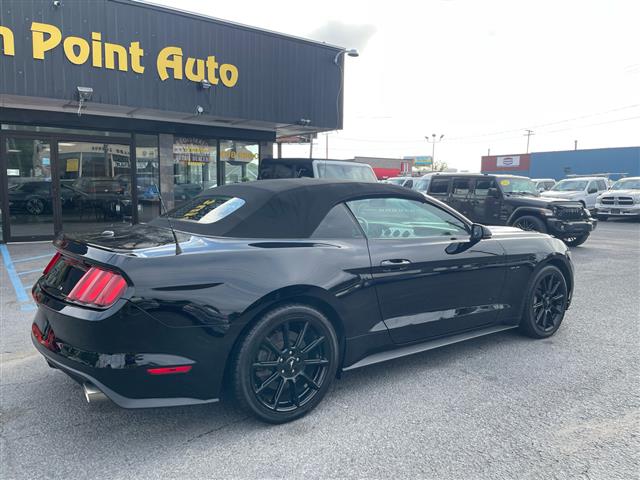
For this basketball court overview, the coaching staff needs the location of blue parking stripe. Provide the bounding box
[0,244,31,303]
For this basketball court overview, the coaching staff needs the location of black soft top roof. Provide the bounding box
[151,178,424,238]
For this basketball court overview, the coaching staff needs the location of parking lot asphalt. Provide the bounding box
[1,221,639,480]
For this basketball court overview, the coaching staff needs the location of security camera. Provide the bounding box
[53,0,62,7]
[195,105,204,115]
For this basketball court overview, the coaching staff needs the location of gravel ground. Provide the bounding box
[1,221,639,480]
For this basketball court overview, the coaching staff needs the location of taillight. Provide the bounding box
[43,252,61,275]
[66,266,127,308]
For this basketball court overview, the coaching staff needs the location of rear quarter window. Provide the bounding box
[311,204,363,239]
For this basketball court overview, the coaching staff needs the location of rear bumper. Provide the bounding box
[32,335,218,408]
[30,297,229,408]
[547,218,597,237]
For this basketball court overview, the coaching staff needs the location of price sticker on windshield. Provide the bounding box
[500,179,510,186]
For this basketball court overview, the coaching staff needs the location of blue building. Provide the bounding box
[481,146,640,180]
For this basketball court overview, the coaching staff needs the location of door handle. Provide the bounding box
[380,259,412,269]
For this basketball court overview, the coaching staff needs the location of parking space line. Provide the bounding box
[13,254,52,263]
[17,268,44,276]
[0,244,30,303]
[1,244,38,312]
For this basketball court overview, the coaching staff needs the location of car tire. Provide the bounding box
[26,197,45,215]
[519,265,568,339]
[512,215,547,233]
[232,304,339,424]
[563,234,589,247]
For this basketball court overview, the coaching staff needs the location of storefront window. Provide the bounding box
[57,141,132,234]
[173,137,217,206]
[135,134,160,222]
[5,137,55,238]
[220,140,259,184]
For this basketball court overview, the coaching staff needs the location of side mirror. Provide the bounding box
[446,223,491,254]
[471,223,491,242]
[487,187,500,198]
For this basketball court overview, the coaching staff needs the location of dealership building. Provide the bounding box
[0,0,346,242]
[481,146,640,180]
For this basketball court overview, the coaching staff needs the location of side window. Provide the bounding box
[404,179,413,188]
[472,178,496,198]
[311,203,363,239]
[587,181,597,192]
[346,197,468,239]
[428,177,450,195]
[597,180,607,190]
[452,178,472,196]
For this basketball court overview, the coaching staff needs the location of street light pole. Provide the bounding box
[425,134,445,171]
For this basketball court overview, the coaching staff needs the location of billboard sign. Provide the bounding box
[497,156,520,167]
[404,155,432,166]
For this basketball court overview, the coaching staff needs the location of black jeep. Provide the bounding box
[426,173,597,246]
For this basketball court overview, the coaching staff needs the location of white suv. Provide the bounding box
[595,177,640,220]
[541,177,609,210]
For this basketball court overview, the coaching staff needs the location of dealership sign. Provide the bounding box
[497,156,520,167]
[0,23,239,87]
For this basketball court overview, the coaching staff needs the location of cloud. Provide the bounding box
[307,21,376,51]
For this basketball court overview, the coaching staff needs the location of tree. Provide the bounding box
[432,160,448,172]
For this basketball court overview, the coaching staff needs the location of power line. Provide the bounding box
[446,103,640,141]
[333,103,640,144]
[330,112,640,146]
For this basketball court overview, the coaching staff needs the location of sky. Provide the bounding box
[151,0,640,172]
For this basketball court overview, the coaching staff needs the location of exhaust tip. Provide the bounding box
[83,382,106,403]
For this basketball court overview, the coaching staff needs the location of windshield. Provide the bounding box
[610,178,640,190]
[550,180,588,191]
[316,163,378,182]
[414,178,430,191]
[497,177,538,195]
[386,178,405,185]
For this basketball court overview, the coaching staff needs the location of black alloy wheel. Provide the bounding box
[233,304,338,423]
[563,234,589,247]
[519,265,568,338]
[26,197,45,215]
[512,215,547,233]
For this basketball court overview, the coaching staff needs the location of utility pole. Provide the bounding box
[326,133,329,160]
[425,133,445,171]
[524,129,534,153]
[574,139,578,151]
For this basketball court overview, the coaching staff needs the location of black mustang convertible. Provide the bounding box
[32,179,573,423]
